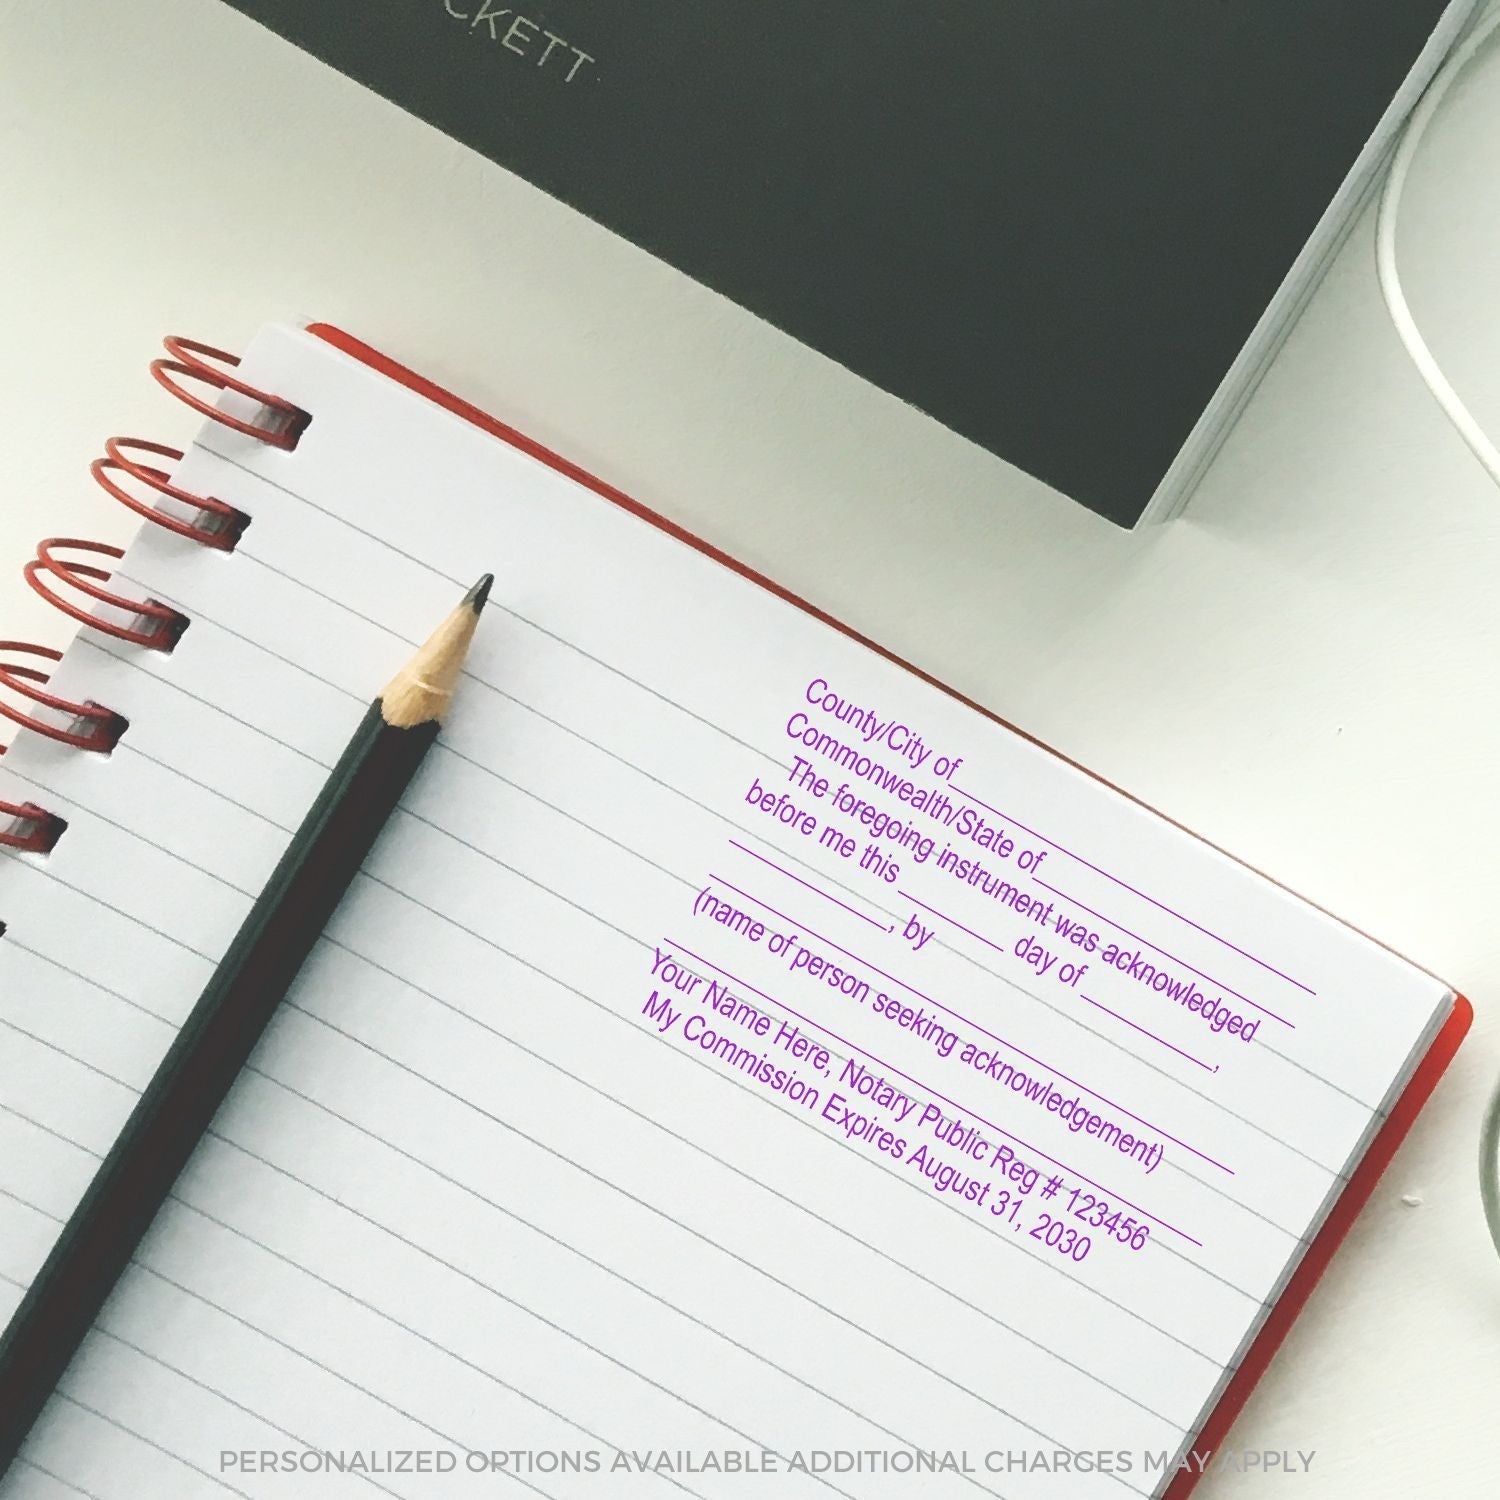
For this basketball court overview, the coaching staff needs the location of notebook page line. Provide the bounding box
[37,628,1337,1239]
[0,857,1255,1372]
[74,573,1376,1150]
[0,1159,728,1500]
[0,741,1310,1252]
[0,1203,576,1500]
[0,1187,657,1500]
[0,856,219,964]
[59,1392,252,1500]
[116,1263,544,1500]
[0,1268,411,1500]
[64,623,1376,1150]
[105,552,1375,1117]
[0,988,1184,1471]
[1,983,1056,1493]
[5,936,1222,1371]
[196,441,1323,1017]
[12,1456,106,1500]
[191,456,1321,1046]
[0,792,1308,1283]
[0,1263,431,1500]
[0,767,257,901]
[0,1047,1090,1500]
[0,703,1332,1286]
[2,846,1206,1440]
[0,1333,259,1500]
[115,742,298,836]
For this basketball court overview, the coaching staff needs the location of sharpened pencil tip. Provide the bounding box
[464,574,494,615]
[383,577,491,726]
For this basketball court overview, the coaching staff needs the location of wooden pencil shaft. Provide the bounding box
[0,702,436,1474]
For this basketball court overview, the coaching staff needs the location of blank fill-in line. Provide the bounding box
[728,839,893,931]
[900,888,1012,960]
[3,724,1286,1281]
[950,782,1314,996]
[713,874,1233,1176]
[10,935,1229,1416]
[207,443,1313,1037]
[1083,997,1219,1075]
[134,484,1367,1129]
[896,889,1236,1174]
[65,531,1349,1176]
[1,722,1289,1250]
[669,936,1205,1249]
[1032,877,1293,1029]
[74,631,1374,1137]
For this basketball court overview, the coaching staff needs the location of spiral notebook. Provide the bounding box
[0,325,1470,1500]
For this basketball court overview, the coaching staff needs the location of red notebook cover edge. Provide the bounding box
[1162,991,1470,1498]
[305,321,1472,1488]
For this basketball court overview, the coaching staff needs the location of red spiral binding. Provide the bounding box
[0,745,67,855]
[0,642,127,754]
[0,335,307,868]
[91,437,249,551]
[87,334,309,548]
[150,336,310,450]
[24,538,189,652]
[21,336,314,641]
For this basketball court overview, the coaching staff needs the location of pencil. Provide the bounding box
[0,573,493,1477]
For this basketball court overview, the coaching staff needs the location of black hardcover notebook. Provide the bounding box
[213,1,1474,524]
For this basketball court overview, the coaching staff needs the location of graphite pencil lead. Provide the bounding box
[464,573,495,615]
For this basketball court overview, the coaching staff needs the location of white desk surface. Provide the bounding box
[3,2,1499,1494]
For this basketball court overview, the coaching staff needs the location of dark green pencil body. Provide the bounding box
[0,577,489,1477]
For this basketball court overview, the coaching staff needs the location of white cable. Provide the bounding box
[1375,6,1500,486]
[1377,7,1500,1255]
[1482,1074,1500,1259]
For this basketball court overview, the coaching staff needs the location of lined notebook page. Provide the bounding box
[0,323,1452,1500]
